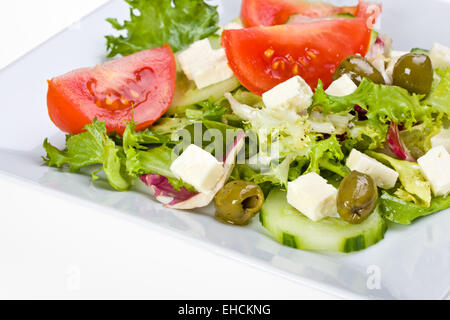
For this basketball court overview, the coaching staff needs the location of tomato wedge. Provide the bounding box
[47,45,176,134]
[241,0,358,27]
[222,18,372,95]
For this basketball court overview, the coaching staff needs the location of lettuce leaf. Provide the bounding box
[185,100,228,122]
[399,122,442,159]
[43,120,131,191]
[366,151,431,207]
[379,192,450,225]
[106,0,219,57]
[344,120,387,151]
[312,78,434,129]
[305,136,350,178]
[231,156,293,189]
[123,121,196,191]
[422,68,450,116]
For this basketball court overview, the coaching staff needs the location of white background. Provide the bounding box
[0,0,337,299]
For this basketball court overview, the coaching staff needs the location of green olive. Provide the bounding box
[214,181,264,226]
[393,53,433,95]
[337,171,378,224]
[333,55,385,85]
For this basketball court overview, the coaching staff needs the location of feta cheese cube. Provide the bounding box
[190,49,234,89]
[325,75,357,97]
[177,39,212,80]
[170,144,224,193]
[429,43,450,69]
[177,40,234,89]
[262,76,313,114]
[287,172,338,222]
[417,146,450,197]
[431,129,450,153]
[346,149,399,189]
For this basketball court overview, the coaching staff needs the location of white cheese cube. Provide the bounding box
[177,39,213,80]
[417,146,450,197]
[262,76,313,114]
[429,43,450,69]
[431,129,450,153]
[191,49,234,89]
[346,149,399,189]
[177,40,233,89]
[287,172,338,222]
[170,144,224,193]
[325,75,357,97]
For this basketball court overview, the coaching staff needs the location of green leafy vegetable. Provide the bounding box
[106,0,219,57]
[366,151,431,207]
[379,192,450,225]
[186,100,228,122]
[43,120,131,191]
[400,122,442,159]
[344,121,387,151]
[123,121,196,191]
[231,156,293,189]
[422,68,450,116]
[312,78,434,129]
[305,136,350,178]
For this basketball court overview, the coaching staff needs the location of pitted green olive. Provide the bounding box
[393,53,433,95]
[214,181,264,225]
[337,171,378,224]
[333,55,385,85]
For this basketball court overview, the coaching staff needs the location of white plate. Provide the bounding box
[0,0,449,300]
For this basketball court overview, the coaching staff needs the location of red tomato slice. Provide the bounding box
[241,0,358,27]
[356,1,382,28]
[222,18,372,95]
[47,45,176,134]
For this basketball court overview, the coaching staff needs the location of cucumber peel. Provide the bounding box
[168,74,240,114]
[260,189,387,253]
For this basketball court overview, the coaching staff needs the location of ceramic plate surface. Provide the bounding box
[0,0,449,299]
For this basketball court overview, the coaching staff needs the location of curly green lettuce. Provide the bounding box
[305,135,350,178]
[43,119,131,191]
[105,0,219,57]
[311,78,435,129]
[422,68,450,116]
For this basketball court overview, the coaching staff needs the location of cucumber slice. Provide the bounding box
[168,73,240,114]
[260,189,387,253]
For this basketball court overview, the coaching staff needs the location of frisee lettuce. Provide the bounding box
[106,0,219,57]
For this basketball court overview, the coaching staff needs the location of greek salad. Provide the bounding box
[43,0,450,253]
